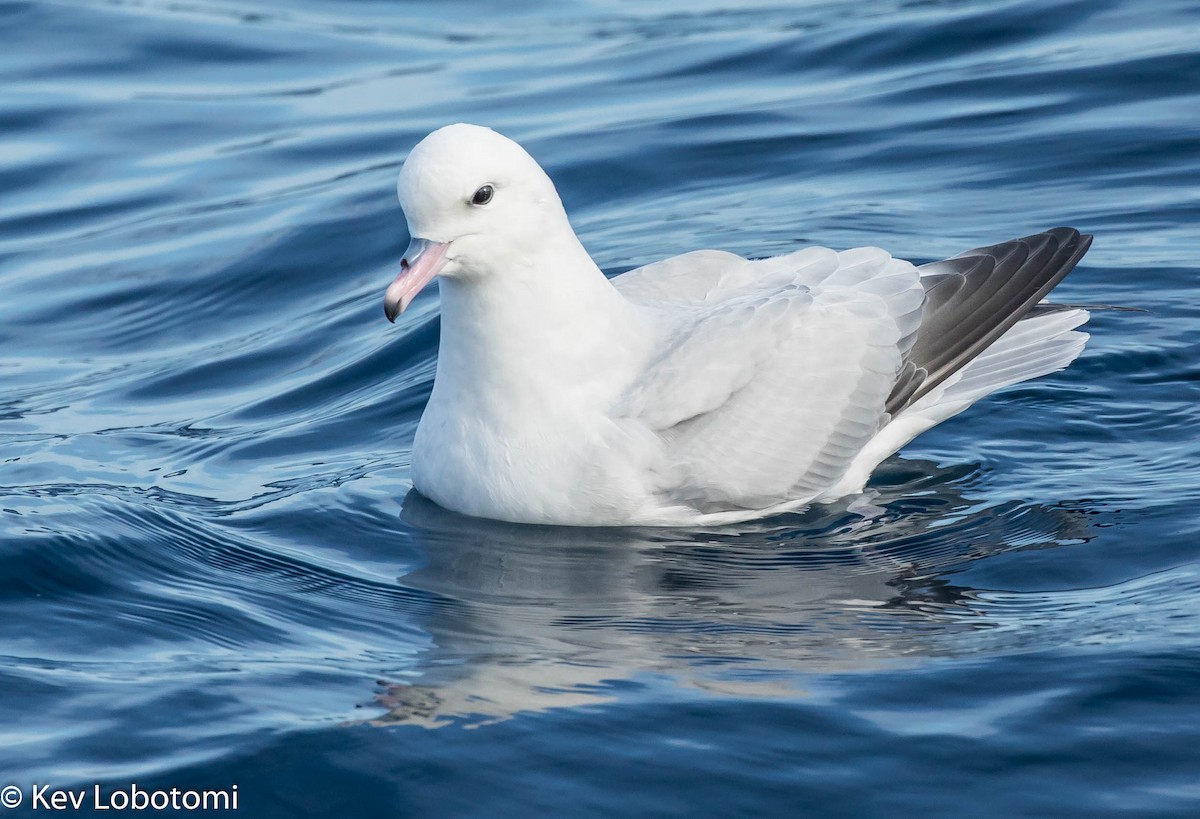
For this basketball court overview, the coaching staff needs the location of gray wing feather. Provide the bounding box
[884,227,1093,415]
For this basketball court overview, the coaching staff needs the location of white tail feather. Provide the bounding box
[829,308,1090,497]
[934,308,1089,406]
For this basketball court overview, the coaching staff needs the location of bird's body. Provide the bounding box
[386,124,1092,526]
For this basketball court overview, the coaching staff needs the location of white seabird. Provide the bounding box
[384,123,1092,526]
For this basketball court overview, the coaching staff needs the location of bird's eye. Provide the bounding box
[471,185,494,206]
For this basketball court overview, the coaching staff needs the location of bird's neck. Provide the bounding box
[432,233,651,407]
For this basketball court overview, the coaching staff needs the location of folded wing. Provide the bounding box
[618,248,925,514]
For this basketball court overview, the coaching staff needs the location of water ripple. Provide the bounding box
[2,0,1199,812]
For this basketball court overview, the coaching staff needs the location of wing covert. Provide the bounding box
[619,248,925,514]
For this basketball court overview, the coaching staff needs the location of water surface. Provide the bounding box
[2,0,1199,815]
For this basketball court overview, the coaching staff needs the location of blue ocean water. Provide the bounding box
[2,0,1199,815]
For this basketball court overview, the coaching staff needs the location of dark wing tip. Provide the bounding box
[885,226,1095,415]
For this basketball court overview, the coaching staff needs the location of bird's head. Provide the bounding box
[384,123,566,321]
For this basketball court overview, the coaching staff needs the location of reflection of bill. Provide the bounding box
[360,459,1093,728]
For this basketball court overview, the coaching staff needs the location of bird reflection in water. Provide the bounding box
[363,458,1094,727]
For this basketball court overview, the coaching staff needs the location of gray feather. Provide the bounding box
[885,227,1093,415]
